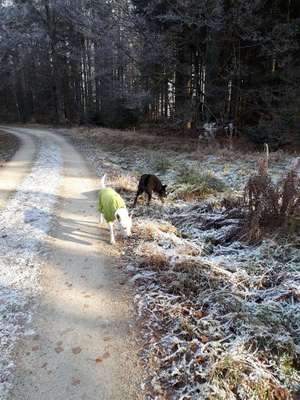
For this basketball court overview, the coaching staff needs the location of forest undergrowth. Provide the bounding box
[58,127,300,400]
[0,130,20,165]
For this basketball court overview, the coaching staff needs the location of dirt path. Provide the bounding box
[0,127,141,400]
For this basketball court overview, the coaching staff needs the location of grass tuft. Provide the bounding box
[136,242,168,268]
[152,155,173,173]
[113,174,137,193]
[173,167,227,201]
[134,219,178,241]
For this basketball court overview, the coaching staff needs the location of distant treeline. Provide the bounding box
[0,0,299,145]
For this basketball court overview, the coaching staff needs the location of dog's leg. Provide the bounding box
[109,222,116,244]
[146,190,152,205]
[99,213,104,224]
[133,190,142,207]
[133,194,138,208]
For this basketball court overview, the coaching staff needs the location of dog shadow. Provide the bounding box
[24,207,105,246]
[81,189,100,202]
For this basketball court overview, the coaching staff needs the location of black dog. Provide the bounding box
[133,174,167,207]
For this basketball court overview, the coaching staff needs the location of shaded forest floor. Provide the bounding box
[0,130,20,165]
[56,127,300,400]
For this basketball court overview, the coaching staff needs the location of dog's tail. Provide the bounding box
[264,143,269,171]
[264,143,269,163]
[100,174,106,189]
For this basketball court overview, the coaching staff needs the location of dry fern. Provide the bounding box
[244,155,300,240]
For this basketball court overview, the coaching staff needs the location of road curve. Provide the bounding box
[0,127,36,209]
[0,127,142,400]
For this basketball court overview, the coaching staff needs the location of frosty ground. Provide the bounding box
[0,132,61,397]
[0,127,143,400]
[58,127,300,400]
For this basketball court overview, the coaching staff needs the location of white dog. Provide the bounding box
[98,175,132,244]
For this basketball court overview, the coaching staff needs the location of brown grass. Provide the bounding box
[136,242,168,268]
[75,126,199,154]
[73,126,272,160]
[172,183,218,201]
[113,174,137,193]
[172,169,227,201]
[212,356,291,400]
[134,218,202,259]
[133,219,178,241]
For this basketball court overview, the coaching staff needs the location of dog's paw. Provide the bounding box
[110,239,116,245]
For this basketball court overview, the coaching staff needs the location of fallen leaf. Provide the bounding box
[193,311,207,319]
[200,335,209,343]
[189,342,198,352]
[72,377,81,386]
[95,356,103,363]
[196,356,205,364]
[181,308,189,316]
[55,346,64,354]
[31,345,40,352]
[61,328,74,336]
[72,346,82,355]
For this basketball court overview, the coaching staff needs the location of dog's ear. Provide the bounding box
[100,174,107,188]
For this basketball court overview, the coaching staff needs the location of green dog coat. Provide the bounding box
[98,188,126,222]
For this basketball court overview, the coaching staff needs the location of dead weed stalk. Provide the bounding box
[244,157,300,241]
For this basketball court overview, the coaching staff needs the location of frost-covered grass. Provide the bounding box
[0,138,61,398]
[132,236,300,399]
[152,156,174,173]
[173,167,227,201]
[58,127,300,400]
